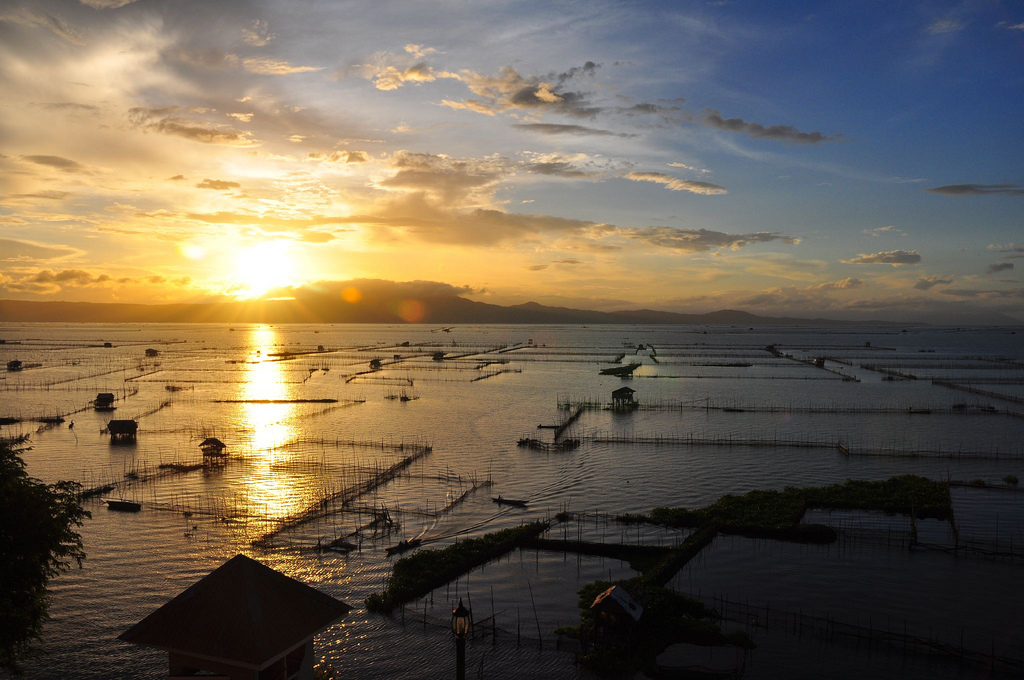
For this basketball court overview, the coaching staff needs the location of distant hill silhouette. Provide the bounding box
[0,279,917,325]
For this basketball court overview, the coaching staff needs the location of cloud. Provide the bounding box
[914,276,953,290]
[940,288,1024,299]
[698,109,841,144]
[237,57,323,75]
[988,243,1024,253]
[619,102,683,120]
[168,174,186,181]
[7,190,72,201]
[863,225,905,237]
[986,262,1015,274]
[627,172,727,195]
[377,151,513,204]
[0,238,79,261]
[526,162,603,178]
[521,153,614,179]
[78,0,139,8]
[626,227,798,253]
[299,230,335,243]
[227,112,253,122]
[372,61,448,90]
[32,102,99,114]
[128,108,260,147]
[528,264,549,271]
[1001,22,1024,30]
[815,277,864,290]
[195,178,241,191]
[404,44,437,59]
[241,20,275,46]
[511,123,635,138]
[553,258,581,265]
[668,162,711,174]
[0,7,83,44]
[926,184,1024,196]
[21,155,92,173]
[308,150,369,163]
[441,63,602,118]
[842,250,921,266]
[925,18,965,35]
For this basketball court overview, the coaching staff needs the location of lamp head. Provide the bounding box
[451,598,471,637]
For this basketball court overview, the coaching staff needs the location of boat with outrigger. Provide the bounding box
[492,495,528,508]
[600,362,641,376]
[386,538,422,555]
[103,498,142,512]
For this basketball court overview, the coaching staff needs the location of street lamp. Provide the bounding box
[451,598,471,680]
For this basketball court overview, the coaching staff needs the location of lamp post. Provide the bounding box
[451,598,471,680]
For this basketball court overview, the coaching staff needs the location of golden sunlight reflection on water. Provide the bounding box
[239,326,305,523]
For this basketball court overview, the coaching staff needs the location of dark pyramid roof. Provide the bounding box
[199,437,226,448]
[612,386,636,395]
[119,554,351,669]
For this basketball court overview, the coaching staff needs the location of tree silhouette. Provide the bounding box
[0,436,88,674]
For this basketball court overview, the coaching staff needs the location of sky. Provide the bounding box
[1,0,1022,322]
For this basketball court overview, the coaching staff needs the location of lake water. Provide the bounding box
[1,323,1022,679]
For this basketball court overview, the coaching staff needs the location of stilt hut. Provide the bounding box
[611,386,637,410]
[95,393,116,411]
[590,585,643,645]
[145,348,159,357]
[6,360,23,371]
[108,419,138,442]
[369,358,382,370]
[199,437,228,458]
[120,554,351,680]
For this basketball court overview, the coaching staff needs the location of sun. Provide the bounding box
[232,241,296,298]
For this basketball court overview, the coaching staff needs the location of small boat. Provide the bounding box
[493,496,528,507]
[104,499,142,512]
[318,538,358,554]
[600,363,641,376]
[386,538,422,555]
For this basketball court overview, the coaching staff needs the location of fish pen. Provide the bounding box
[683,592,1024,676]
[585,433,1024,460]
[250,442,433,545]
[932,381,1024,404]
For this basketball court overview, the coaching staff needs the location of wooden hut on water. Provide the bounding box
[6,359,23,371]
[145,348,159,357]
[199,437,228,458]
[120,554,351,680]
[590,585,643,644]
[94,393,116,411]
[107,419,138,442]
[612,386,637,410]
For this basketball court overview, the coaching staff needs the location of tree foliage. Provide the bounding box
[0,437,89,674]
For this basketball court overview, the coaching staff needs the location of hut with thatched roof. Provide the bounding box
[120,554,351,680]
[107,419,138,442]
[199,437,228,457]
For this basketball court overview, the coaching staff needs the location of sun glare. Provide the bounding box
[233,242,295,298]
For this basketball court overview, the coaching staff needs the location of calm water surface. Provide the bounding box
[1,323,1022,679]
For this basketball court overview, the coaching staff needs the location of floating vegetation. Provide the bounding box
[521,537,670,574]
[366,522,549,612]
[558,526,753,677]
[517,437,581,452]
[620,476,953,534]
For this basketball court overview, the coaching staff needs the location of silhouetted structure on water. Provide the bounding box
[120,554,351,680]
